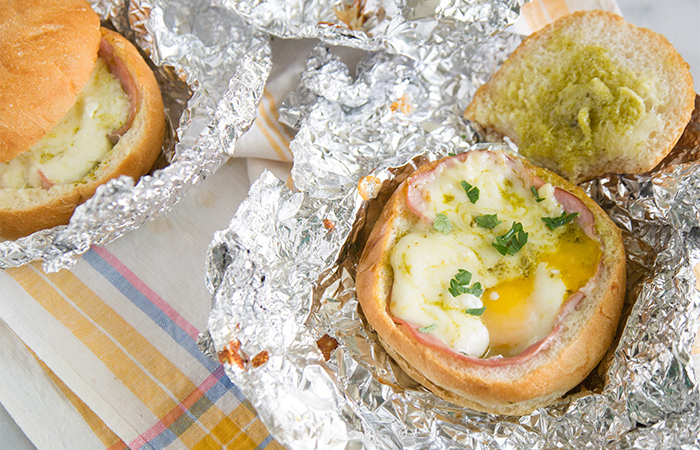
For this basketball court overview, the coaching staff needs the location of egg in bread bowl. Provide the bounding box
[356,148,626,415]
[0,0,165,240]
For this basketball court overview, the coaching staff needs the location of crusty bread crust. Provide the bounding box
[356,151,626,415]
[0,0,101,162]
[0,28,165,241]
[464,10,695,184]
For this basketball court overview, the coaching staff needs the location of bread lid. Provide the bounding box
[0,0,100,162]
[464,10,695,184]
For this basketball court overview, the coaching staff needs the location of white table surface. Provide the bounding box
[1,1,698,448]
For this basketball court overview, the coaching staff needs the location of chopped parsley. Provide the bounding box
[465,306,487,316]
[542,211,579,230]
[433,213,452,234]
[448,269,483,297]
[419,324,438,333]
[475,213,501,229]
[463,282,483,297]
[531,186,545,202]
[454,268,472,285]
[492,222,528,256]
[461,180,480,204]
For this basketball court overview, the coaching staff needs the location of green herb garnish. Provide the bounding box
[531,186,545,202]
[465,306,487,316]
[419,324,438,333]
[463,282,483,297]
[448,270,483,297]
[461,180,480,204]
[492,222,528,255]
[475,213,501,229]
[542,211,579,230]
[433,213,452,234]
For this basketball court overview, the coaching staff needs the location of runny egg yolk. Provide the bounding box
[481,227,602,357]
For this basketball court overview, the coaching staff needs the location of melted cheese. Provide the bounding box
[0,57,129,189]
[389,151,602,358]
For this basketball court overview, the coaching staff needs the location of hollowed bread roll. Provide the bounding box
[356,149,626,415]
[0,0,165,240]
[464,10,695,184]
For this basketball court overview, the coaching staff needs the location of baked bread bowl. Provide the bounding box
[464,10,695,184]
[356,149,626,415]
[0,0,165,240]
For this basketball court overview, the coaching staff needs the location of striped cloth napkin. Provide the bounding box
[0,1,619,448]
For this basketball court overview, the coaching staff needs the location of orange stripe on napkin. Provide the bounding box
[191,401,286,450]
[44,268,202,397]
[29,346,127,449]
[541,0,570,22]
[6,262,270,449]
[192,408,255,449]
[255,88,293,162]
[521,0,549,32]
[521,0,570,32]
[263,89,294,139]
[8,264,190,418]
[255,116,290,162]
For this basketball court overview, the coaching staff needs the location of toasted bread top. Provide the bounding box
[0,0,101,162]
[465,10,695,184]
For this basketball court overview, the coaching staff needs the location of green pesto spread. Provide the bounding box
[497,36,649,174]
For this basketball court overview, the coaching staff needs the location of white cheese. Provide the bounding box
[390,151,599,358]
[0,57,129,189]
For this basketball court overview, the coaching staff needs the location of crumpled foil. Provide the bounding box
[214,0,524,60]
[0,0,271,272]
[202,32,700,450]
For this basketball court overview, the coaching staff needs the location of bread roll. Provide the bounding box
[0,0,101,162]
[464,10,695,184]
[0,13,164,240]
[356,149,626,415]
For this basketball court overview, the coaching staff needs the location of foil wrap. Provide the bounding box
[214,0,524,60]
[0,0,271,271]
[203,34,700,450]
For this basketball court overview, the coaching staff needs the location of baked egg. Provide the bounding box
[389,150,602,358]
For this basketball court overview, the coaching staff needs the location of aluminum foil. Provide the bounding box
[202,34,700,450]
[0,0,271,272]
[214,0,524,60]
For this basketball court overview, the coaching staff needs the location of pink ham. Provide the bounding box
[530,175,596,239]
[98,38,139,144]
[37,169,54,190]
[406,151,503,223]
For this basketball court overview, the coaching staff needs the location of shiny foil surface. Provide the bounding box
[214,0,524,59]
[202,27,700,450]
[0,0,271,271]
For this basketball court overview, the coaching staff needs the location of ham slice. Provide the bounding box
[99,38,139,144]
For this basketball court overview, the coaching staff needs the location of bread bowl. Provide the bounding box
[0,0,165,240]
[464,10,695,184]
[356,149,626,415]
